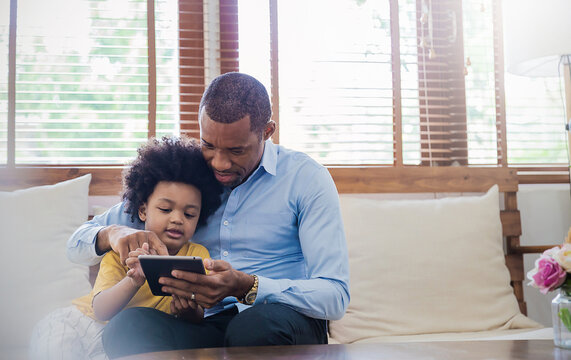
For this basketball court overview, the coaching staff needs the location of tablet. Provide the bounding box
[138,255,206,296]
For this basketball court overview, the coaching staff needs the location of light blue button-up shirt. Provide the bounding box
[67,140,350,320]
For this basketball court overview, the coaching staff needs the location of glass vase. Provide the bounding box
[552,288,571,349]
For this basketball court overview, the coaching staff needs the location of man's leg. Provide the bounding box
[224,303,327,346]
[102,307,237,358]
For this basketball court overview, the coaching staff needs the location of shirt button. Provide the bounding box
[223,251,229,257]
[223,220,229,226]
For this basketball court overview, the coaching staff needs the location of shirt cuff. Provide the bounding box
[254,274,281,305]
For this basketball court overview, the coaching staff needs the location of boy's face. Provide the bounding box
[138,181,201,255]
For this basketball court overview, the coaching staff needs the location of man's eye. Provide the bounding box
[202,143,214,150]
[230,150,243,155]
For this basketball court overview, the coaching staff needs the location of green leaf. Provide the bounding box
[558,308,571,332]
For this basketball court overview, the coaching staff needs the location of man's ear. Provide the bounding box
[138,204,147,222]
[263,120,276,141]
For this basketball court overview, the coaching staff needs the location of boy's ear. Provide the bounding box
[138,204,147,222]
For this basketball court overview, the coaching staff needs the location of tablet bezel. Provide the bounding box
[138,255,206,296]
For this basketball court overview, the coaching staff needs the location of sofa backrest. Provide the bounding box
[328,166,530,314]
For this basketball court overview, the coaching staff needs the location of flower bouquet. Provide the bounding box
[527,228,571,348]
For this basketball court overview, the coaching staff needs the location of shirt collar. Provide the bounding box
[258,139,277,176]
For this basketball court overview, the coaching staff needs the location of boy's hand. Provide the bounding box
[125,243,150,287]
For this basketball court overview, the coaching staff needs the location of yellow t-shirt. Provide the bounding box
[72,242,210,321]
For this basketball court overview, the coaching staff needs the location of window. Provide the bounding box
[1,0,179,165]
[238,0,570,181]
[1,0,568,187]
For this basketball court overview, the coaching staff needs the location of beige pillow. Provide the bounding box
[0,174,93,357]
[329,185,538,343]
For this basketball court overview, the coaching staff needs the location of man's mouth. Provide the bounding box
[214,171,235,184]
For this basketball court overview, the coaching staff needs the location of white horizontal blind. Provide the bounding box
[8,0,177,165]
[463,0,567,166]
[155,0,180,140]
[0,0,10,165]
[399,0,421,164]
[462,0,499,165]
[505,74,567,165]
[274,0,395,165]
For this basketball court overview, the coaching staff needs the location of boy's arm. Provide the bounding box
[92,245,149,321]
[92,276,142,321]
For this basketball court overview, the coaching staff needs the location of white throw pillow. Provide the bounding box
[0,174,93,357]
[329,185,539,343]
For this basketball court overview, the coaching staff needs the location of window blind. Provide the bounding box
[178,0,205,139]
[0,0,9,165]
[2,0,178,165]
[239,0,569,176]
[271,0,396,165]
[179,0,239,140]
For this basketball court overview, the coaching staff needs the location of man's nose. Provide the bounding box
[211,150,232,171]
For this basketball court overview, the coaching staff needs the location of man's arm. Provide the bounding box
[254,165,350,320]
[159,165,350,320]
[67,202,168,266]
[66,202,131,266]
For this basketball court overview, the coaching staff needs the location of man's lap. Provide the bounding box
[102,304,326,358]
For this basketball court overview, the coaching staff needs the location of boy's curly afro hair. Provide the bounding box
[121,136,222,227]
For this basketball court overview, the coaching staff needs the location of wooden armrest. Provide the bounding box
[511,245,560,254]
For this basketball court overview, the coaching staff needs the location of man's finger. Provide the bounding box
[117,243,129,265]
[147,232,168,256]
[204,258,231,272]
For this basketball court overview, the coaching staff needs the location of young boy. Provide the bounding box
[30,136,222,360]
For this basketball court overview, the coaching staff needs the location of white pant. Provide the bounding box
[29,305,107,360]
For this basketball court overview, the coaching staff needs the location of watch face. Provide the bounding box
[245,292,257,304]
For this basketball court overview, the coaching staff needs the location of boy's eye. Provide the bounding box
[158,207,170,213]
[184,213,196,219]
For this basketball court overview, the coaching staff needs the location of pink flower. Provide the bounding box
[527,251,567,294]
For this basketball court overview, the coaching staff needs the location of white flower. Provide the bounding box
[555,244,571,272]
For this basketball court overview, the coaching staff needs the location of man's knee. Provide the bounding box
[103,307,172,358]
[224,304,326,347]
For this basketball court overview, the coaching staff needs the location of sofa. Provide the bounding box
[0,167,550,358]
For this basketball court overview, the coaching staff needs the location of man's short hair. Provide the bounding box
[199,72,272,136]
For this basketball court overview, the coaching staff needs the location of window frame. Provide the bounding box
[1,0,568,192]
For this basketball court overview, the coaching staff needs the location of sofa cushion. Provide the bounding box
[329,185,539,343]
[0,174,93,357]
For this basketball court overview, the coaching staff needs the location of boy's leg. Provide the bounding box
[102,306,237,359]
[30,305,106,360]
[224,303,327,346]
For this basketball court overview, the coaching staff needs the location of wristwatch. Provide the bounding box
[239,274,259,305]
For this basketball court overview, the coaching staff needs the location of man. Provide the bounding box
[67,72,350,358]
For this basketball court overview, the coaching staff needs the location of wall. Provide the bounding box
[520,183,571,326]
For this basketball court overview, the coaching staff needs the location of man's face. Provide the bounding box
[200,111,274,188]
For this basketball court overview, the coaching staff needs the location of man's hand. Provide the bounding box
[171,294,204,323]
[97,225,168,265]
[158,258,255,309]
